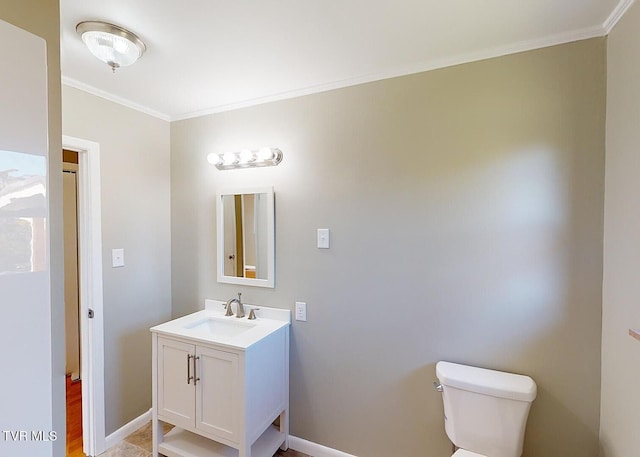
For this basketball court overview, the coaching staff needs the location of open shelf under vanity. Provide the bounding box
[158,424,283,457]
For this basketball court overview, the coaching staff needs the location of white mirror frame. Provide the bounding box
[216,186,275,288]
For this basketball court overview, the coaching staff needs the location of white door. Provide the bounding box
[0,18,51,457]
[195,346,239,442]
[157,338,195,429]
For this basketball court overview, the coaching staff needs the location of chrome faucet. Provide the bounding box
[224,292,245,318]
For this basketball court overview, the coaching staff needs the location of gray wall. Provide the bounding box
[62,86,172,434]
[0,2,64,456]
[171,38,606,457]
[600,3,640,456]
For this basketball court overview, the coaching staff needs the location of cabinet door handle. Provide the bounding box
[194,356,200,386]
[187,354,194,384]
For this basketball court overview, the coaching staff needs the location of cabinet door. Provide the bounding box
[195,346,240,443]
[157,338,195,429]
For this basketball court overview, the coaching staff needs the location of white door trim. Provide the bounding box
[62,135,106,456]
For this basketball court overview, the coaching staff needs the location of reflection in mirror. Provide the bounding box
[217,187,274,288]
[0,150,47,274]
[222,193,269,279]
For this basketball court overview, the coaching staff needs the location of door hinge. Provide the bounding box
[88,309,94,319]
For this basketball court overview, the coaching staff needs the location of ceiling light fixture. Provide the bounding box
[207,148,283,170]
[76,21,146,72]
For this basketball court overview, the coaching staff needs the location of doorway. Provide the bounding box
[63,149,83,456]
[62,135,106,457]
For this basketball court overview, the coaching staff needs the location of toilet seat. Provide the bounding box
[452,449,488,457]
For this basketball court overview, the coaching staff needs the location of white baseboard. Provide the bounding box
[289,435,358,457]
[104,409,152,450]
[103,412,355,457]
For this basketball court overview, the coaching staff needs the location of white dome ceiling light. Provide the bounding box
[76,21,146,72]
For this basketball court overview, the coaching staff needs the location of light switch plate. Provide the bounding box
[317,228,330,249]
[112,248,125,268]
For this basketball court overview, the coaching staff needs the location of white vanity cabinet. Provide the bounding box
[156,337,240,443]
[151,301,290,457]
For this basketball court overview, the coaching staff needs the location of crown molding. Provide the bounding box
[604,0,636,33]
[171,24,606,121]
[62,76,171,122]
[65,22,609,123]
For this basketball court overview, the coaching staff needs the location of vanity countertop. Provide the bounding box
[150,299,290,350]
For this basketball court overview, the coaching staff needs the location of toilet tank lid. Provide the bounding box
[436,361,537,402]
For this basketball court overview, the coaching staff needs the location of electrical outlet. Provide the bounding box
[295,302,307,322]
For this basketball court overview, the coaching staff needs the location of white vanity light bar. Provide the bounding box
[207,147,283,170]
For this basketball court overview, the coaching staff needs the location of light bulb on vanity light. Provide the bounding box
[257,147,274,161]
[238,149,255,165]
[206,153,220,165]
[222,151,237,166]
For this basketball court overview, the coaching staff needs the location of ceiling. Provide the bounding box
[60,0,630,121]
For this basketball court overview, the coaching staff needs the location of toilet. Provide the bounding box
[435,361,537,457]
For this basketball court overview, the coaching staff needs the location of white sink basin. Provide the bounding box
[183,317,255,339]
[151,300,291,349]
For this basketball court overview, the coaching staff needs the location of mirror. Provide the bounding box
[216,187,275,288]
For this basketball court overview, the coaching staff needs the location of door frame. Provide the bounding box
[62,135,106,456]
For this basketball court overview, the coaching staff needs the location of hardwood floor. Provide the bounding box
[66,375,85,457]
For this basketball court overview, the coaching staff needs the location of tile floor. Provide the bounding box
[97,421,308,457]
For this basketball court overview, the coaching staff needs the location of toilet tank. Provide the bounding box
[436,361,537,457]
